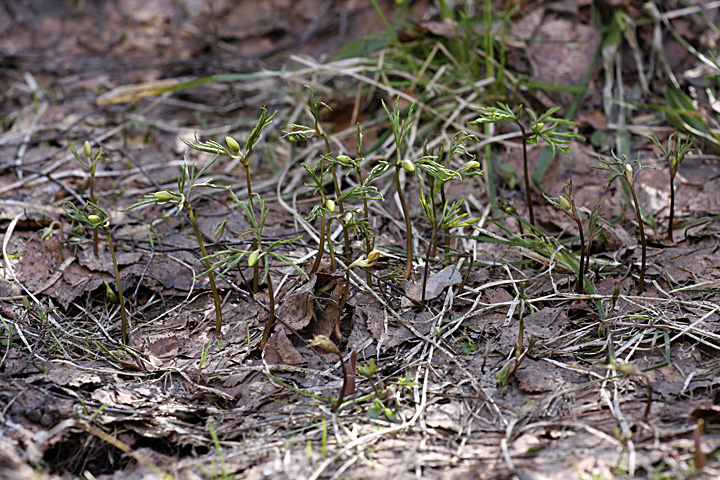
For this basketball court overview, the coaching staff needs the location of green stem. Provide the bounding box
[90,176,98,257]
[668,174,675,243]
[260,259,275,349]
[516,122,535,227]
[629,186,647,291]
[186,203,223,332]
[310,209,326,275]
[104,227,128,345]
[355,163,373,287]
[395,167,413,280]
[332,348,347,413]
[574,215,586,294]
[244,164,260,293]
[421,228,437,309]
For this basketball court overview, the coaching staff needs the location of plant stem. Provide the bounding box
[260,259,275,349]
[668,175,675,243]
[516,122,535,227]
[395,167,413,280]
[628,187,647,291]
[356,162,373,287]
[332,348,347,413]
[90,179,99,257]
[574,216,586,294]
[320,132,351,262]
[186,203,223,332]
[244,165,260,293]
[310,209,326,275]
[421,228,437,309]
[103,227,128,345]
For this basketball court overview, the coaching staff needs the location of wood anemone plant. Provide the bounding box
[61,201,129,344]
[204,192,306,349]
[472,103,582,227]
[382,98,417,280]
[284,86,351,262]
[69,140,106,257]
[122,150,227,333]
[592,152,649,291]
[182,107,276,293]
[544,180,587,293]
[647,132,693,242]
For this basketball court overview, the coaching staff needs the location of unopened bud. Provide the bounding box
[226,136,241,154]
[326,199,337,212]
[310,335,340,355]
[366,250,383,264]
[248,249,261,267]
[559,197,572,211]
[87,214,102,224]
[83,141,92,159]
[460,160,481,173]
[624,163,634,182]
[532,122,544,134]
[336,155,353,166]
[153,191,176,202]
[400,159,415,172]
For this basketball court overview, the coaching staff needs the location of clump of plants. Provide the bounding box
[122,150,227,332]
[62,201,129,344]
[204,192,306,348]
[472,103,582,227]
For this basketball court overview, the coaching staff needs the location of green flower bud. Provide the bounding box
[532,122,545,134]
[226,136,241,154]
[288,134,300,142]
[153,191,176,202]
[87,214,102,224]
[248,249,261,267]
[83,141,92,159]
[104,281,118,303]
[559,197,572,211]
[460,160,481,173]
[400,159,415,172]
[310,335,340,355]
[366,250,383,264]
[326,199,336,213]
[624,164,634,182]
[336,155,353,166]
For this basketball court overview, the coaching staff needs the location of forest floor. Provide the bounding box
[2,1,720,479]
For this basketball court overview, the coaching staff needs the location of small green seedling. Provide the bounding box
[69,140,107,257]
[357,358,394,420]
[472,103,582,227]
[182,107,276,292]
[123,150,228,332]
[418,192,478,308]
[592,152,649,290]
[62,201,129,344]
[647,132,693,242]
